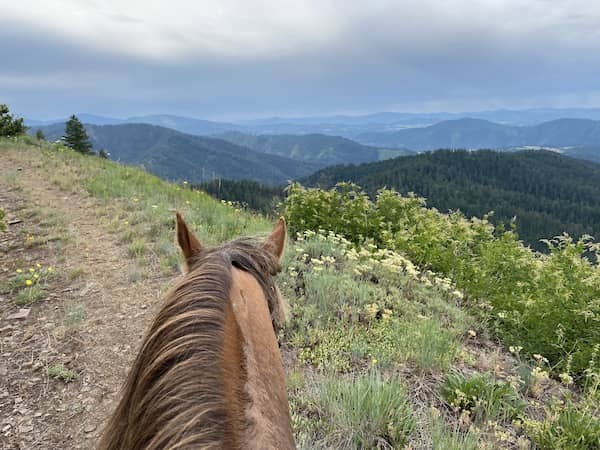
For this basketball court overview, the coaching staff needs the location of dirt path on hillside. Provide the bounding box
[1,155,171,449]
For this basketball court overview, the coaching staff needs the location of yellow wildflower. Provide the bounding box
[16,269,22,273]
[29,268,35,273]
[25,279,33,286]
[33,274,39,279]
[36,263,42,268]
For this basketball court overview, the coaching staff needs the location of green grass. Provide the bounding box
[15,285,45,305]
[441,371,527,424]
[430,414,481,450]
[47,363,76,382]
[293,372,415,449]
[64,303,86,326]
[527,401,600,450]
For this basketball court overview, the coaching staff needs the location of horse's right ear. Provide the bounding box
[176,212,202,266]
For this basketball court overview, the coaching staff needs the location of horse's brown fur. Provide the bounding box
[96,215,294,449]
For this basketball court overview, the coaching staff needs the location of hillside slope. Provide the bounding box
[215,131,411,167]
[35,123,318,185]
[304,149,600,250]
[1,138,597,449]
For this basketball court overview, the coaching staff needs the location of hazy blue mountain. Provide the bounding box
[35,123,318,185]
[125,114,242,135]
[26,108,600,139]
[356,118,600,149]
[214,131,412,168]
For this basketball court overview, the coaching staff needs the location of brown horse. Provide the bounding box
[97,213,295,450]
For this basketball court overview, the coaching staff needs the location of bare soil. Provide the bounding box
[1,156,171,449]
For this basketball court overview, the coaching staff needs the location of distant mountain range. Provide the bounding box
[27,114,242,136]
[303,149,600,251]
[214,131,412,168]
[355,118,600,150]
[35,123,317,185]
[26,107,600,139]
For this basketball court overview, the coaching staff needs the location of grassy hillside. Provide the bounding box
[215,131,411,168]
[304,149,600,251]
[34,123,318,185]
[2,137,599,449]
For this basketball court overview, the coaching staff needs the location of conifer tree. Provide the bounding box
[0,104,26,137]
[63,115,92,154]
[36,129,45,141]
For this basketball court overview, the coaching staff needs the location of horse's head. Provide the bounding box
[175,212,289,328]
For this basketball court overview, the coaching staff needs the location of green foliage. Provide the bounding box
[0,104,26,136]
[0,208,5,232]
[300,372,416,449]
[283,183,600,376]
[304,149,600,251]
[526,397,600,449]
[63,114,93,154]
[441,371,526,423]
[282,229,470,374]
[47,363,76,382]
[195,178,283,215]
[98,148,109,159]
[35,129,45,141]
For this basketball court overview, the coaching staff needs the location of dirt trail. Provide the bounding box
[1,154,171,449]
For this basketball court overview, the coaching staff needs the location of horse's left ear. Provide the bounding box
[176,212,202,266]
[263,217,286,263]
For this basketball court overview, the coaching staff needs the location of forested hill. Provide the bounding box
[304,149,600,250]
[35,123,317,185]
[214,131,411,168]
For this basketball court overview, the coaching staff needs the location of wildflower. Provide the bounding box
[559,372,573,386]
[16,269,22,273]
[151,205,158,209]
[371,358,378,365]
[47,267,53,272]
[29,268,35,273]
[468,329,477,338]
[185,201,190,205]
[36,263,42,268]
[25,279,33,286]
[33,274,39,279]
[509,346,523,355]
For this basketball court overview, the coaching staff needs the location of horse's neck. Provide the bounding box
[228,268,296,450]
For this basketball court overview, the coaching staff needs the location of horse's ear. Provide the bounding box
[263,217,286,262]
[176,212,202,264]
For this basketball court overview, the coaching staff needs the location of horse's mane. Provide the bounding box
[97,238,283,450]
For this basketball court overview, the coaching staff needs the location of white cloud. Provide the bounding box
[2,0,600,64]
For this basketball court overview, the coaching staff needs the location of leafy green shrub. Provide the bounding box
[283,182,600,376]
[526,397,600,449]
[441,371,526,424]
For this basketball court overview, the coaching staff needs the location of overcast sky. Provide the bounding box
[2,0,600,120]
